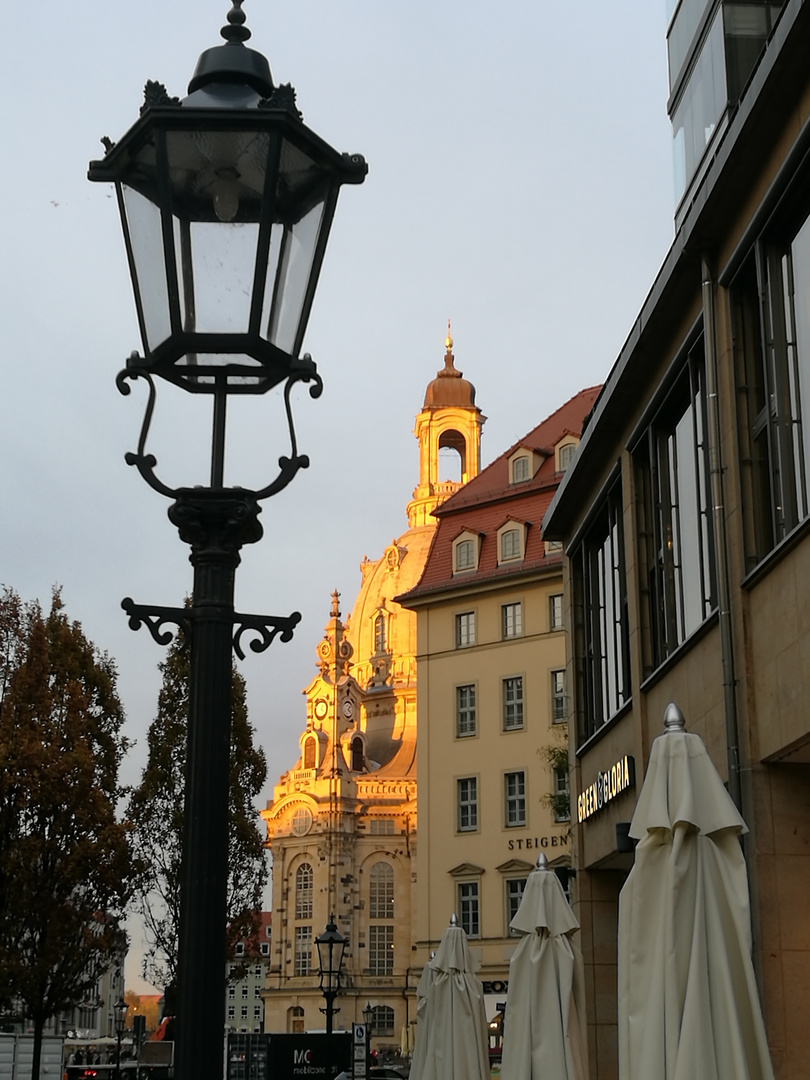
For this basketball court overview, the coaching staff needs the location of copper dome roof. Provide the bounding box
[423,333,477,409]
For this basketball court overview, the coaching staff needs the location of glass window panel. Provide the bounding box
[185,221,258,334]
[122,185,171,350]
[505,772,526,827]
[458,882,479,938]
[265,201,325,355]
[501,529,521,560]
[503,677,524,730]
[369,863,395,920]
[458,778,478,831]
[671,10,727,201]
[456,685,476,737]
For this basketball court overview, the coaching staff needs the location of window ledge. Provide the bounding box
[639,608,719,694]
[742,514,810,591]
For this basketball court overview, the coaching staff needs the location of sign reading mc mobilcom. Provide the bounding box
[577,756,635,824]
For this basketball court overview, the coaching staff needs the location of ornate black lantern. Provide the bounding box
[88,3,365,400]
[316,916,347,1036]
[113,996,128,1080]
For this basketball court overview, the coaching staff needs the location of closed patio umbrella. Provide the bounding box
[500,853,588,1080]
[410,916,489,1080]
[618,703,775,1080]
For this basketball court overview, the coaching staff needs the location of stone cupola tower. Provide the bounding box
[406,325,486,528]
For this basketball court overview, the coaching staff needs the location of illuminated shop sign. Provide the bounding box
[577,756,635,824]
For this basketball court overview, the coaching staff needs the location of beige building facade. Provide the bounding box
[399,389,599,1022]
[543,5,810,1078]
[260,337,484,1050]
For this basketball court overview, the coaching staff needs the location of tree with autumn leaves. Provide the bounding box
[127,627,268,994]
[0,588,134,1079]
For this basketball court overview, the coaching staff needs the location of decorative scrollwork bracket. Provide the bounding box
[233,611,302,660]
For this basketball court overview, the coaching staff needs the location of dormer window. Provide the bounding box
[512,455,530,483]
[501,529,521,561]
[452,531,480,574]
[497,520,526,565]
[558,441,577,471]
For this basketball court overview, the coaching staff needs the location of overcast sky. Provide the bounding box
[2,1,674,992]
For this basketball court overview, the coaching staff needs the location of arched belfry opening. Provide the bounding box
[438,428,467,483]
[407,326,485,527]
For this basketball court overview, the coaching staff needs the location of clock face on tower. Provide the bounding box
[314,699,328,720]
[342,699,354,720]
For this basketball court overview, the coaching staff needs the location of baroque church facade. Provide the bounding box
[260,335,484,1047]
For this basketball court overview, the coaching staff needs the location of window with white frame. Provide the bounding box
[254,1005,262,1020]
[506,877,528,933]
[458,881,480,937]
[505,771,526,827]
[295,863,313,919]
[456,684,476,737]
[369,818,395,835]
[457,777,478,831]
[500,528,522,561]
[260,941,269,956]
[549,593,563,630]
[502,602,522,639]
[454,537,476,573]
[503,677,524,730]
[369,862,395,920]
[512,455,530,483]
[241,1005,248,1020]
[294,926,311,976]
[228,1005,235,1021]
[241,984,248,998]
[368,925,394,975]
[455,611,475,648]
[551,669,566,722]
[228,984,235,998]
[558,442,577,471]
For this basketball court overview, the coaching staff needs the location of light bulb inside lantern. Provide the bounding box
[213,169,241,222]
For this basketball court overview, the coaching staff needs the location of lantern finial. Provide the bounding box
[445,319,453,353]
[221,1,251,44]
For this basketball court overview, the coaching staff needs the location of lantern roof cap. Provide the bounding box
[423,322,477,409]
[187,1,274,99]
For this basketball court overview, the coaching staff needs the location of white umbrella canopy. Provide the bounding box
[618,703,775,1080]
[410,916,489,1080]
[500,853,589,1080]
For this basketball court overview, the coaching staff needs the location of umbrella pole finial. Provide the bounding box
[663,702,686,732]
[536,852,549,871]
[449,913,459,927]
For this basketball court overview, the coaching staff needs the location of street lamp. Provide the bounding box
[362,1002,374,1070]
[87,5,365,1080]
[315,916,347,1036]
[113,995,129,1080]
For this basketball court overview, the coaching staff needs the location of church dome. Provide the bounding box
[423,331,477,409]
[348,523,436,689]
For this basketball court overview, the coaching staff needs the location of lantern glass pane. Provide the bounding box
[122,184,171,350]
[179,221,259,334]
[263,199,325,354]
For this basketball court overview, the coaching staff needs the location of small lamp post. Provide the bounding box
[113,995,129,1080]
[87,5,365,1080]
[315,916,347,1036]
[362,1001,374,1069]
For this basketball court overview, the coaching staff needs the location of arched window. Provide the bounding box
[374,612,386,654]
[369,862,394,920]
[295,863,313,919]
[303,736,316,770]
[351,736,364,772]
[287,1005,305,1033]
[369,1005,395,1036]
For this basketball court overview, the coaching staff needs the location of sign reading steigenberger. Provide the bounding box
[577,755,636,824]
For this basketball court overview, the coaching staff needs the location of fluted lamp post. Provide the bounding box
[113,995,128,1080]
[87,5,365,1080]
[316,916,347,1037]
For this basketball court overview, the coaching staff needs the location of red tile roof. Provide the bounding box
[398,387,600,602]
